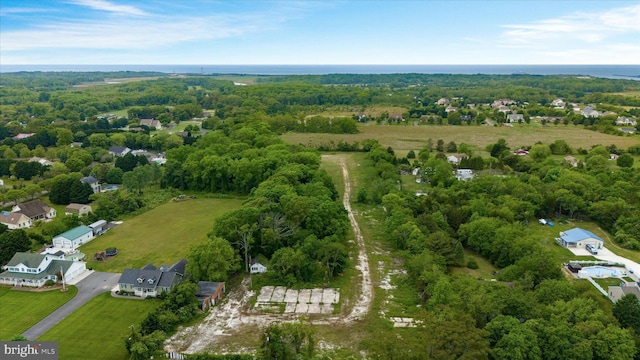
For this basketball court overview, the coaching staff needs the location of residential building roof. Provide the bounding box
[119,268,162,289]
[197,281,224,296]
[5,252,45,268]
[0,212,28,225]
[13,200,51,218]
[168,259,187,275]
[560,228,603,243]
[108,145,129,155]
[1,259,75,280]
[118,259,188,290]
[80,176,98,185]
[66,203,89,211]
[56,225,93,241]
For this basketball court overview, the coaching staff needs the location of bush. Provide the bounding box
[44,279,55,286]
[466,258,479,269]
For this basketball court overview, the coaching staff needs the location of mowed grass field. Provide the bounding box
[80,197,244,272]
[0,286,78,340]
[38,293,159,360]
[282,124,640,154]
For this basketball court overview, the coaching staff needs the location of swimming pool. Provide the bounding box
[579,266,625,278]
[103,185,119,191]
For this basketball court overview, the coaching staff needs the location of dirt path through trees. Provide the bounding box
[340,160,373,322]
[165,157,373,353]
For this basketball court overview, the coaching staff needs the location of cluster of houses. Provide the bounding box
[0,221,107,287]
[108,145,167,165]
[0,199,98,230]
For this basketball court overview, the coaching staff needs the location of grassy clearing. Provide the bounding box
[209,75,262,85]
[38,292,159,360]
[152,120,205,136]
[0,286,78,340]
[308,105,407,119]
[282,124,640,151]
[593,277,625,289]
[80,197,243,272]
[452,249,497,279]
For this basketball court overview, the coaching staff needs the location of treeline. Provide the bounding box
[168,125,350,285]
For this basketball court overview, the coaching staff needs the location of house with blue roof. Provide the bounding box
[52,225,95,249]
[557,228,604,254]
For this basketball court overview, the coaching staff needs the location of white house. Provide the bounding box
[52,225,95,249]
[616,117,637,126]
[250,260,267,274]
[556,228,604,253]
[455,169,474,181]
[507,114,524,123]
[140,119,163,130]
[447,154,468,164]
[80,176,101,194]
[0,252,86,288]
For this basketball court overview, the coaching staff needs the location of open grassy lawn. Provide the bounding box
[282,124,640,152]
[0,286,78,340]
[38,293,160,360]
[80,197,244,272]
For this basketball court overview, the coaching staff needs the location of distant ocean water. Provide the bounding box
[1,64,639,79]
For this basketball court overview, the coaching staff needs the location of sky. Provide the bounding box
[1,0,639,65]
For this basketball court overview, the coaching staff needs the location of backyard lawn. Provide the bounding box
[0,286,78,340]
[38,293,159,360]
[80,197,243,272]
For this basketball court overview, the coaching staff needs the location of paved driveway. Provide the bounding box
[23,271,120,340]
[594,247,640,280]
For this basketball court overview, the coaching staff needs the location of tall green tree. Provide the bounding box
[186,236,239,282]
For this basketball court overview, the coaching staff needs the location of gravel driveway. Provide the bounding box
[22,271,120,340]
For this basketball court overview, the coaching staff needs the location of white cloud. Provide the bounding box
[0,7,56,16]
[497,4,640,64]
[1,15,260,51]
[69,0,148,16]
[501,4,640,45]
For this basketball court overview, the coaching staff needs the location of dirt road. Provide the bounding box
[340,160,372,322]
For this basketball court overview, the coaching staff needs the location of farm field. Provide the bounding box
[306,106,407,119]
[0,286,78,340]
[38,292,159,360]
[282,124,640,154]
[80,197,244,272]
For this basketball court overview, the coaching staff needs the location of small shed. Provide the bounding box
[568,262,582,273]
[88,220,107,236]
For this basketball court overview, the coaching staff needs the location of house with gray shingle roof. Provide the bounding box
[0,252,86,287]
[118,259,187,297]
[12,199,56,221]
[81,176,101,193]
[52,225,94,249]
